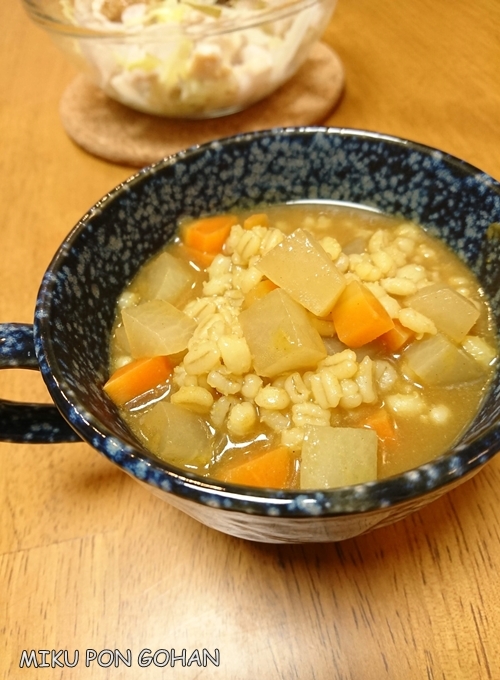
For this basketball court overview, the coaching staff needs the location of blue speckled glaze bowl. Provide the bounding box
[2,127,500,543]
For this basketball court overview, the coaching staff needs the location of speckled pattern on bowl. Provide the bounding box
[2,127,500,543]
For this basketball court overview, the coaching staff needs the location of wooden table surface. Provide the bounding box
[2,0,500,677]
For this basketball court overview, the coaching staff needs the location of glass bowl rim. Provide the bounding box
[22,0,335,41]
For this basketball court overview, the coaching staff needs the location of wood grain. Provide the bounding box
[2,0,500,678]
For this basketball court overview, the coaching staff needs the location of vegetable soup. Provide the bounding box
[105,204,497,489]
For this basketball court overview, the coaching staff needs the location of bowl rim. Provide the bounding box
[34,126,500,519]
[22,0,335,40]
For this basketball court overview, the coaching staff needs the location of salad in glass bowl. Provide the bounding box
[23,0,337,118]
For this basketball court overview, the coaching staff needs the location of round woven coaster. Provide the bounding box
[59,43,344,167]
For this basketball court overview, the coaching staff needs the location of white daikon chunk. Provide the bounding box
[122,300,196,358]
[136,251,197,305]
[113,323,130,355]
[462,335,497,368]
[403,333,484,386]
[257,228,346,316]
[300,426,378,489]
[408,284,480,342]
[239,288,327,378]
[140,401,213,466]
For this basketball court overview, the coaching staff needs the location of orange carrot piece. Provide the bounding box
[217,446,295,489]
[243,279,278,308]
[104,356,173,406]
[181,214,238,254]
[363,408,396,442]
[181,244,217,269]
[331,280,395,347]
[378,319,414,352]
[243,213,269,230]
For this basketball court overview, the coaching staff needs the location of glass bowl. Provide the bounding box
[22,0,337,118]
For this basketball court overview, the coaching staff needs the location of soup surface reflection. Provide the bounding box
[105,204,497,489]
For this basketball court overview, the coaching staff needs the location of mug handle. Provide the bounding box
[0,323,81,443]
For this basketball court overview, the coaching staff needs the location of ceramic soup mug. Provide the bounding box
[1,128,500,543]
